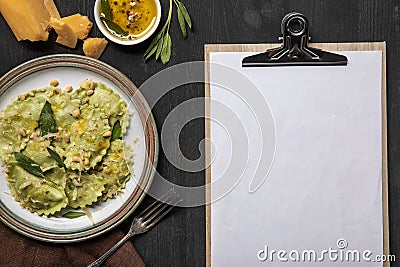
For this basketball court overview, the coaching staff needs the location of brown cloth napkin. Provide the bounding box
[0,222,145,267]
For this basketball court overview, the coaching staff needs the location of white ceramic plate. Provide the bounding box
[0,54,158,243]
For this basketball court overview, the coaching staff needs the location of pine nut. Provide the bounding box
[103,130,112,138]
[50,80,59,87]
[65,86,73,92]
[64,134,70,143]
[72,109,81,117]
[18,129,26,137]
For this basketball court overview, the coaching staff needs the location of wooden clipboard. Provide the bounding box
[205,42,389,266]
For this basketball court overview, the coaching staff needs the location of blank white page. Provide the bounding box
[210,51,383,266]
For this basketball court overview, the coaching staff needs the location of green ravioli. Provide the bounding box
[0,81,132,217]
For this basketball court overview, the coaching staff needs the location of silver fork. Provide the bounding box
[87,190,182,267]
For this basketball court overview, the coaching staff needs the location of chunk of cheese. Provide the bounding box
[44,0,61,20]
[28,0,52,31]
[61,14,93,40]
[83,38,108,59]
[50,18,78,49]
[0,0,49,41]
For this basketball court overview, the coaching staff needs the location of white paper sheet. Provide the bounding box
[209,51,383,266]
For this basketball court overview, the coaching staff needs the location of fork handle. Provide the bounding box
[87,233,133,267]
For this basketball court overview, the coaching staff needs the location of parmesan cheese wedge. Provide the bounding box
[0,0,49,41]
[83,38,108,59]
[44,0,61,20]
[50,18,78,49]
[61,14,93,40]
[28,0,52,31]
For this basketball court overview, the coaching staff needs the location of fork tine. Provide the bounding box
[141,192,181,221]
[137,189,174,218]
[143,195,178,221]
[145,205,174,229]
[144,197,183,228]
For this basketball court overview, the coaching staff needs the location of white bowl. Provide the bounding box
[94,0,161,45]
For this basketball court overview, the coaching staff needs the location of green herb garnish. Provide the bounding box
[62,211,86,219]
[160,33,172,64]
[111,120,122,142]
[176,0,191,38]
[101,0,113,21]
[14,152,45,178]
[101,17,128,37]
[39,101,56,136]
[144,0,192,64]
[46,147,65,169]
[177,5,187,38]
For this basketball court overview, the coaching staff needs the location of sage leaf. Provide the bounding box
[39,101,56,136]
[178,2,192,29]
[46,147,65,169]
[111,120,122,142]
[145,31,164,56]
[155,33,164,60]
[101,17,128,36]
[62,211,86,219]
[145,43,159,61]
[177,5,187,38]
[145,31,163,60]
[101,0,113,21]
[14,152,45,178]
[161,33,172,64]
[144,0,192,63]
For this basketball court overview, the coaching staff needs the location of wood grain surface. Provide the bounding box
[0,1,399,266]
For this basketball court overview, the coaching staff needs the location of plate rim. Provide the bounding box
[0,54,159,243]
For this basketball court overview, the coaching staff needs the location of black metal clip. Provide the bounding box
[242,12,348,67]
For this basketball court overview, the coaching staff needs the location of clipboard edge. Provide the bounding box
[205,44,212,267]
[381,42,390,267]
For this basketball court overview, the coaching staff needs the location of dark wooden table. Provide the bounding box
[0,1,399,266]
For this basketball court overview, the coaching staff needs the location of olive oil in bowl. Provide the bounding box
[95,0,161,45]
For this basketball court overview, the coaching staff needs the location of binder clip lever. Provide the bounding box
[242,12,348,67]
